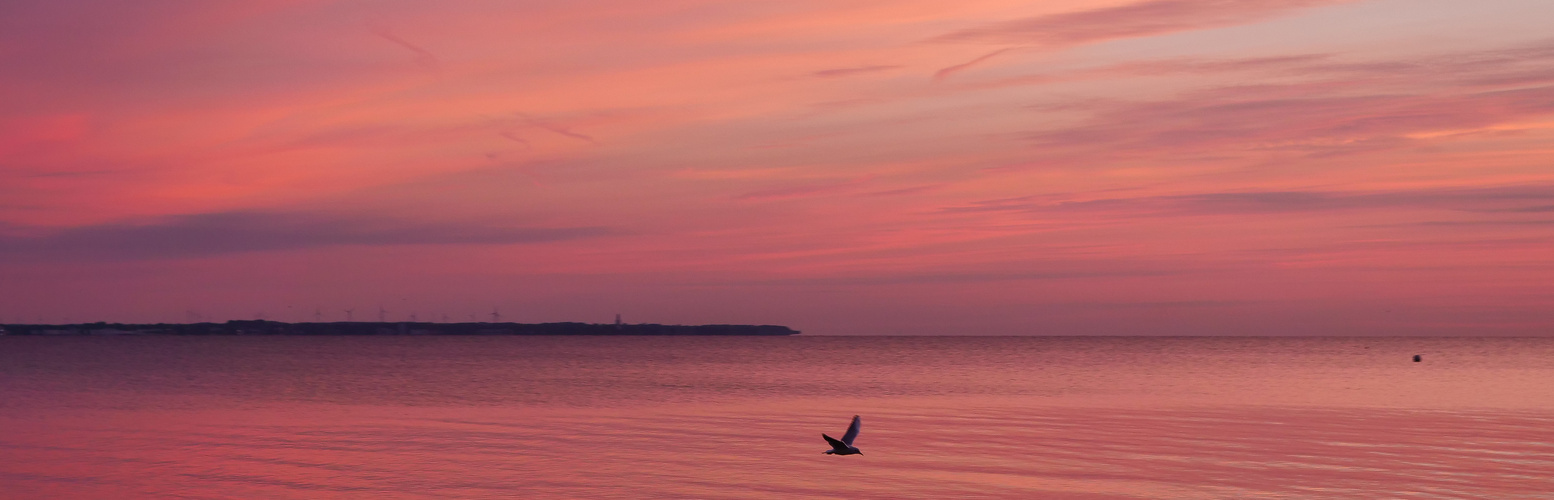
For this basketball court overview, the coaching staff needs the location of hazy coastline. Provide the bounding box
[0,320,799,336]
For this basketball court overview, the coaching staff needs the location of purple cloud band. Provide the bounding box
[0,211,617,260]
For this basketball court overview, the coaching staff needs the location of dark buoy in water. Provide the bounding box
[1413,354,1422,362]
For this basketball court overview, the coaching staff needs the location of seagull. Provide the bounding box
[822,415,862,455]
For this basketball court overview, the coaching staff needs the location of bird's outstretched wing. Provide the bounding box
[822,433,850,452]
[841,415,861,445]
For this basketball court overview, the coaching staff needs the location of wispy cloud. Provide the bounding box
[1016,67,1554,159]
[1472,205,1554,214]
[938,0,1350,46]
[932,0,1350,79]
[960,54,1338,89]
[735,176,874,201]
[1376,219,1554,228]
[932,41,1554,176]
[812,65,899,78]
[369,25,440,70]
[943,185,1554,217]
[934,48,1015,81]
[498,130,531,147]
[725,267,1187,286]
[0,211,617,260]
[516,113,596,143]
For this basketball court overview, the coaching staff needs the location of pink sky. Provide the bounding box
[2,0,1552,334]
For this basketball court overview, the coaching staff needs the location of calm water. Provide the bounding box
[2,336,1553,499]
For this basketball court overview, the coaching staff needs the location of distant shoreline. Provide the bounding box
[0,320,799,336]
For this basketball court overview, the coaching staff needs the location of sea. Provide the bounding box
[2,336,1551,499]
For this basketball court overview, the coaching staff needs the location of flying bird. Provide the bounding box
[822,415,862,455]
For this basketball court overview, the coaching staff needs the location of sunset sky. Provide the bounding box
[2,0,1552,334]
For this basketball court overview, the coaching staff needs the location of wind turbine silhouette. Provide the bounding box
[378,305,387,323]
[344,309,355,321]
[490,308,502,323]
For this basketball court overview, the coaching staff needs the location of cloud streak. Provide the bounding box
[369,26,440,70]
[721,267,1187,287]
[934,48,1015,81]
[944,185,1554,217]
[518,114,597,143]
[813,65,899,78]
[0,211,617,260]
[1003,40,1554,159]
[938,0,1350,47]
[930,0,1350,79]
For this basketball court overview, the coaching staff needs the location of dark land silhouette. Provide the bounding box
[0,320,799,336]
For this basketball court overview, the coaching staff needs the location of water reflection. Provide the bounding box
[2,336,1553,498]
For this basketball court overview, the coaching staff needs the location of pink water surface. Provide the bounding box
[3,336,1552,498]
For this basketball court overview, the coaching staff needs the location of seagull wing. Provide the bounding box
[822,433,850,452]
[841,415,861,445]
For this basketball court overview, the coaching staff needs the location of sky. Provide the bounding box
[2,0,1553,335]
